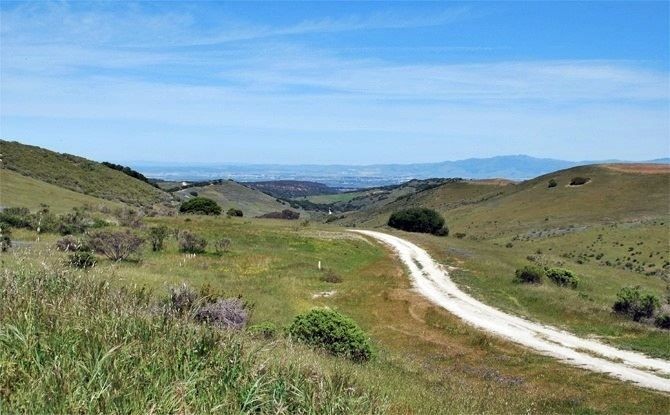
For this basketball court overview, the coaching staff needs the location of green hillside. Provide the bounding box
[174,180,305,218]
[0,140,171,206]
[0,169,123,214]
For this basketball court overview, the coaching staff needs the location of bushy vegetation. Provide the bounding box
[655,314,670,330]
[214,238,232,253]
[68,251,96,268]
[226,208,243,217]
[387,208,448,236]
[257,209,301,220]
[288,309,374,362]
[0,226,11,252]
[570,176,590,186]
[612,286,660,322]
[194,298,249,330]
[248,322,279,339]
[101,161,156,187]
[178,230,208,253]
[147,225,169,252]
[548,178,558,188]
[88,230,144,261]
[546,268,580,288]
[321,269,343,284]
[0,258,387,413]
[514,266,544,284]
[179,197,222,215]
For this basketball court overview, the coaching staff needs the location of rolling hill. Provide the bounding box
[1,140,171,206]
[174,180,305,218]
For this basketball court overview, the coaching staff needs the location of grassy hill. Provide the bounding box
[244,180,338,199]
[174,180,305,218]
[0,169,123,214]
[1,140,171,206]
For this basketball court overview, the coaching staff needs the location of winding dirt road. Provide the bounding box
[354,230,670,393]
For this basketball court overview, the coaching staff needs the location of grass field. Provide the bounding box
[5,217,670,413]
[0,170,124,214]
[303,191,367,204]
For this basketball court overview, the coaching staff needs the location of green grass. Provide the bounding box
[5,217,669,413]
[0,170,123,214]
[1,140,170,206]
[303,192,366,204]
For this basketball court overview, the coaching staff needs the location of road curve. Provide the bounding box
[353,229,670,393]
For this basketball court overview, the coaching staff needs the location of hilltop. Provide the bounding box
[0,140,171,206]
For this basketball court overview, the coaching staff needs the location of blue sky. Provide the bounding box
[1,1,668,164]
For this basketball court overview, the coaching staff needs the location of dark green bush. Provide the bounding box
[388,208,447,236]
[148,225,169,252]
[289,308,373,362]
[0,207,31,228]
[227,208,243,217]
[655,314,670,330]
[68,251,96,269]
[249,322,279,339]
[548,179,557,188]
[546,268,579,288]
[612,286,660,321]
[179,197,222,215]
[514,266,544,284]
[570,177,589,186]
[0,226,11,252]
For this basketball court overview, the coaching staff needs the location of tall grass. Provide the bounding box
[0,253,387,414]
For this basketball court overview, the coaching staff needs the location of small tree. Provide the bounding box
[178,230,208,253]
[88,230,144,261]
[612,286,660,321]
[179,197,222,215]
[148,225,169,252]
[388,208,447,236]
[226,208,243,217]
[548,179,558,188]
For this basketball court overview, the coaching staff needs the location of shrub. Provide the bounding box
[0,226,11,252]
[56,208,89,235]
[655,314,670,330]
[55,235,87,252]
[88,230,144,261]
[0,207,31,228]
[114,208,144,228]
[179,197,222,215]
[214,238,231,253]
[148,225,169,252]
[570,177,589,186]
[388,208,447,236]
[321,269,343,284]
[168,284,199,315]
[68,251,96,268]
[248,322,279,339]
[546,268,579,288]
[288,308,373,362]
[454,232,466,239]
[612,286,660,321]
[226,208,243,217]
[514,266,544,284]
[178,230,208,253]
[548,179,557,188]
[257,209,300,220]
[194,298,248,330]
[189,191,198,197]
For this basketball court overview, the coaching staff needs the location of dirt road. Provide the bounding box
[354,229,670,393]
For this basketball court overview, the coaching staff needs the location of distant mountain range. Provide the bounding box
[133,155,670,189]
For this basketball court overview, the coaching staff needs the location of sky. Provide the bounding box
[1,1,668,165]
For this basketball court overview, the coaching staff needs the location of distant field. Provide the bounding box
[0,169,123,214]
[303,191,366,204]
[6,217,670,413]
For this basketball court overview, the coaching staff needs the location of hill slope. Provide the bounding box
[174,180,304,218]
[1,140,171,206]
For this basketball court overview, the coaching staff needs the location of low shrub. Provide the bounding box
[178,230,208,253]
[514,266,544,284]
[55,235,87,252]
[214,238,232,253]
[179,197,222,215]
[655,314,670,330]
[168,284,199,315]
[288,308,373,362]
[548,179,558,188]
[0,226,11,252]
[388,208,447,236]
[194,298,248,330]
[88,230,144,261]
[68,251,96,269]
[454,232,467,239]
[570,176,589,186]
[189,191,198,197]
[546,268,579,288]
[227,208,243,217]
[148,225,169,252]
[321,269,343,284]
[257,209,300,220]
[248,322,279,339]
[114,208,144,228]
[0,207,31,228]
[612,286,660,321]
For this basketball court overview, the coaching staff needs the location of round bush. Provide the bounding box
[548,179,558,188]
[546,268,579,288]
[289,308,373,362]
[612,286,660,322]
[388,208,447,236]
[226,208,244,217]
[179,197,222,215]
[570,177,590,186]
[69,251,96,269]
[514,266,544,284]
